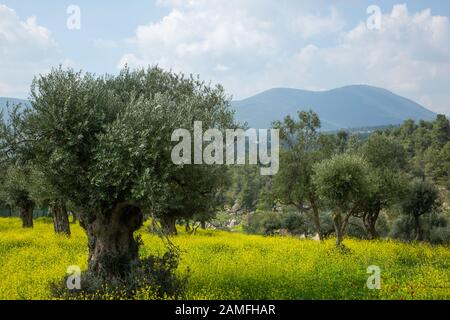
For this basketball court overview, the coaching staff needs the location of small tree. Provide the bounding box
[225,165,267,212]
[401,179,440,241]
[28,169,71,236]
[425,141,450,189]
[431,114,450,149]
[272,110,331,240]
[0,107,35,228]
[313,154,370,247]
[0,165,35,228]
[355,134,408,239]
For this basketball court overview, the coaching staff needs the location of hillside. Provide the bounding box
[232,85,437,130]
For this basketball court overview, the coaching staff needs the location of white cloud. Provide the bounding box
[289,4,450,114]
[120,3,278,74]
[0,5,60,98]
[120,0,340,98]
[291,7,345,39]
[120,2,450,114]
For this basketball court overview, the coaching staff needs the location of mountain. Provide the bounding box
[0,97,29,120]
[232,85,437,130]
[1,86,439,130]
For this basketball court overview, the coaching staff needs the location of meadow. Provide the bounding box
[0,218,448,300]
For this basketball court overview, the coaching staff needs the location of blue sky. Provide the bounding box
[0,0,449,114]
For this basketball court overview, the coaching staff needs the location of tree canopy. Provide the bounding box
[18,66,235,280]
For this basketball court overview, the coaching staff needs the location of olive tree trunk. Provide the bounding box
[333,212,349,247]
[335,225,344,247]
[362,211,380,240]
[52,204,71,236]
[20,207,33,228]
[82,204,143,280]
[160,215,178,236]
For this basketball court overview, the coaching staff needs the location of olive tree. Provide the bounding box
[1,109,71,234]
[27,169,71,235]
[21,66,234,280]
[0,165,35,228]
[0,107,35,228]
[272,111,331,240]
[401,179,440,241]
[355,134,408,239]
[313,154,370,247]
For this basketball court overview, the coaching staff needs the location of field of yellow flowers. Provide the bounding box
[0,218,449,300]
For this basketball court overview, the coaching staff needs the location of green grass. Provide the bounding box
[0,218,449,300]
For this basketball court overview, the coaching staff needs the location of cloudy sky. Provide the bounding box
[0,0,449,115]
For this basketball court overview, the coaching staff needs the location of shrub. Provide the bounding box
[390,212,450,244]
[52,251,189,300]
[244,211,282,235]
[281,212,306,235]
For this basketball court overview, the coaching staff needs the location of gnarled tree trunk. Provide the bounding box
[82,203,144,280]
[20,206,33,228]
[160,215,178,236]
[52,204,71,236]
[363,211,380,240]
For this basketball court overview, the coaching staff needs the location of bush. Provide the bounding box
[426,213,450,244]
[244,210,340,237]
[244,211,282,235]
[390,215,415,241]
[244,210,323,236]
[390,212,450,244]
[281,212,306,235]
[52,251,189,300]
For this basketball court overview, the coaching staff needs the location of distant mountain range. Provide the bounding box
[232,85,438,130]
[1,85,439,130]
